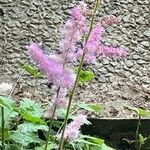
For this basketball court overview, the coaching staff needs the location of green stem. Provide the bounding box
[9,70,25,98]
[1,107,5,150]
[44,87,60,150]
[58,1,100,150]
[136,115,141,150]
[44,105,57,150]
[138,143,142,150]
[31,76,38,100]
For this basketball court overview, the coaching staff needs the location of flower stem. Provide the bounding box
[58,1,100,150]
[31,76,38,100]
[44,87,60,150]
[1,107,5,150]
[44,105,57,150]
[136,115,141,150]
[9,69,24,98]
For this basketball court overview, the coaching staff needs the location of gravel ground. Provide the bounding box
[0,0,150,118]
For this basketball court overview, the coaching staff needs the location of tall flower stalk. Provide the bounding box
[44,87,60,150]
[58,0,100,149]
[1,106,5,150]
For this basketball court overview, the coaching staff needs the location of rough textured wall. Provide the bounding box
[0,0,150,118]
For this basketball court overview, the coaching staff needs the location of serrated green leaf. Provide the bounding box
[0,99,10,108]
[35,143,58,150]
[18,122,48,133]
[79,70,95,84]
[0,96,18,128]
[19,98,43,117]
[75,135,114,150]
[80,135,104,145]
[22,64,42,77]
[77,139,101,147]
[10,131,42,146]
[88,104,102,113]
[78,102,102,113]
[18,98,45,124]
[0,128,9,140]
[20,111,46,125]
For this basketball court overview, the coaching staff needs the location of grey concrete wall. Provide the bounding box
[0,0,149,118]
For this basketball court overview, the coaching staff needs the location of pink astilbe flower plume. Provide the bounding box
[59,2,87,63]
[77,24,105,63]
[77,22,127,63]
[57,114,88,142]
[86,24,105,52]
[27,43,75,88]
[98,45,128,57]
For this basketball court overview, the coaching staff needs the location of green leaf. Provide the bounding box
[77,139,102,147]
[19,98,43,117]
[35,143,58,150]
[22,64,42,77]
[124,105,150,117]
[74,135,114,150]
[138,109,150,117]
[99,143,115,150]
[18,98,46,124]
[79,70,95,84]
[5,144,22,150]
[78,102,102,113]
[18,122,48,133]
[88,104,103,113]
[0,96,18,128]
[80,135,104,145]
[10,131,42,146]
[139,134,148,144]
[0,99,10,108]
[19,111,46,125]
[0,128,9,140]
[56,108,74,119]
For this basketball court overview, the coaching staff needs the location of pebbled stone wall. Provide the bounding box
[0,0,149,118]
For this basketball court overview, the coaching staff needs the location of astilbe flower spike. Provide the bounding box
[77,23,127,63]
[77,24,105,63]
[27,43,75,88]
[98,45,128,57]
[59,2,87,63]
[57,114,88,142]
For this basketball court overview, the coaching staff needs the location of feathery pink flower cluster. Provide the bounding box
[58,114,88,142]
[77,24,127,63]
[27,43,75,88]
[84,24,105,63]
[98,45,127,57]
[59,2,87,63]
[71,2,87,32]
